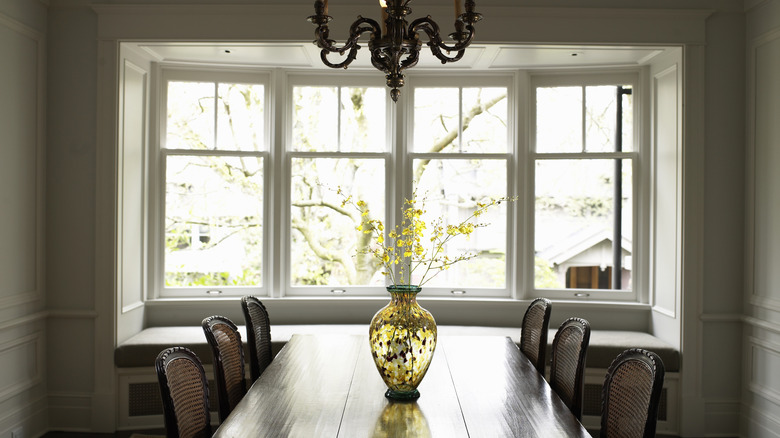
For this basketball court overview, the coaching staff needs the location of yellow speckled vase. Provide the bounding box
[368,285,437,400]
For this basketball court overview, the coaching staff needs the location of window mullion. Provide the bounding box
[581,86,586,152]
[213,82,219,150]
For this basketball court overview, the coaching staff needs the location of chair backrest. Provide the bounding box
[155,347,212,438]
[241,295,273,382]
[549,317,591,420]
[520,297,552,376]
[202,315,247,422]
[600,348,665,438]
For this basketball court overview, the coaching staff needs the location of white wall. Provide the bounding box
[744,1,780,436]
[0,0,48,437]
[36,0,749,435]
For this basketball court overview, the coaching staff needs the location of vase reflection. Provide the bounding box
[371,401,432,438]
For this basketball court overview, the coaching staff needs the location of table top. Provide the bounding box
[213,334,591,438]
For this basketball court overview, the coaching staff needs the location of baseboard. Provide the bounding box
[704,399,741,436]
[47,392,94,431]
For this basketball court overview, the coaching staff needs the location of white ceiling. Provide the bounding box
[131,42,667,70]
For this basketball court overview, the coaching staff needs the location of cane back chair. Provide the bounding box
[549,317,591,420]
[240,295,273,382]
[202,315,247,422]
[155,346,212,438]
[600,348,666,438]
[520,297,552,376]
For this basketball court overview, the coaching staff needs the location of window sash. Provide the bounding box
[155,68,271,298]
[529,73,640,301]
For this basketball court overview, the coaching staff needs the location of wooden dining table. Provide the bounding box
[212,334,591,437]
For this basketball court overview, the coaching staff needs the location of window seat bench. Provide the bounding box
[114,324,680,372]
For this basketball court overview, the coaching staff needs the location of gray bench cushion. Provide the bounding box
[115,324,679,372]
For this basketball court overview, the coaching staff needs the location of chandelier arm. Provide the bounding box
[409,17,476,56]
[314,17,381,55]
[320,46,361,69]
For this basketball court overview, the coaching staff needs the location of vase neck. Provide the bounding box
[387,285,421,303]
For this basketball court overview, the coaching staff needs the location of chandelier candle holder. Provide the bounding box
[307,0,482,102]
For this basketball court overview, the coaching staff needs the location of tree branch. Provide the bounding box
[413,92,507,182]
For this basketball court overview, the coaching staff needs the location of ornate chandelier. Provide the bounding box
[308,0,482,102]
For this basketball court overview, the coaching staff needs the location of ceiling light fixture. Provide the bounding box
[308,0,482,102]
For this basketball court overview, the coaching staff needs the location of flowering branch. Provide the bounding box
[339,187,514,287]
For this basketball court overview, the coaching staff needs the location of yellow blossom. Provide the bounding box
[334,185,514,286]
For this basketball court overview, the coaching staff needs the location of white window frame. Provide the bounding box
[528,71,643,302]
[146,66,649,302]
[152,66,272,298]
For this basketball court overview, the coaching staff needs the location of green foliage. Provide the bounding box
[535,196,611,217]
[165,268,261,287]
[535,256,562,289]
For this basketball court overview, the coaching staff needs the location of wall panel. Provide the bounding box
[0,6,47,438]
[752,33,780,308]
[0,12,43,308]
[0,334,43,401]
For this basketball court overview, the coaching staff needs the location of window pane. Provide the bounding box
[461,87,508,153]
[165,155,264,287]
[413,88,459,152]
[414,87,508,153]
[414,159,508,288]
[292,86,386,152]
[585,86,617,152]
[290,158,385,286]
[534,159,632,290]
[292,86,338,151]
[216,83,265,151]
[536,86,582,153]
[339,87,387,152]
[166,81,216,150]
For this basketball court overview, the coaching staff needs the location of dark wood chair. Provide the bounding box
[202,315,247,422]
[549,317,591,420]
[241,295,273,382]
[520,297,552,376]
[155,346,212,438]
[600,348,665,438]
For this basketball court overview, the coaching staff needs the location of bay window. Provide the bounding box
[151,67,642,301]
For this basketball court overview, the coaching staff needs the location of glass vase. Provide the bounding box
[368,285,437,400]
